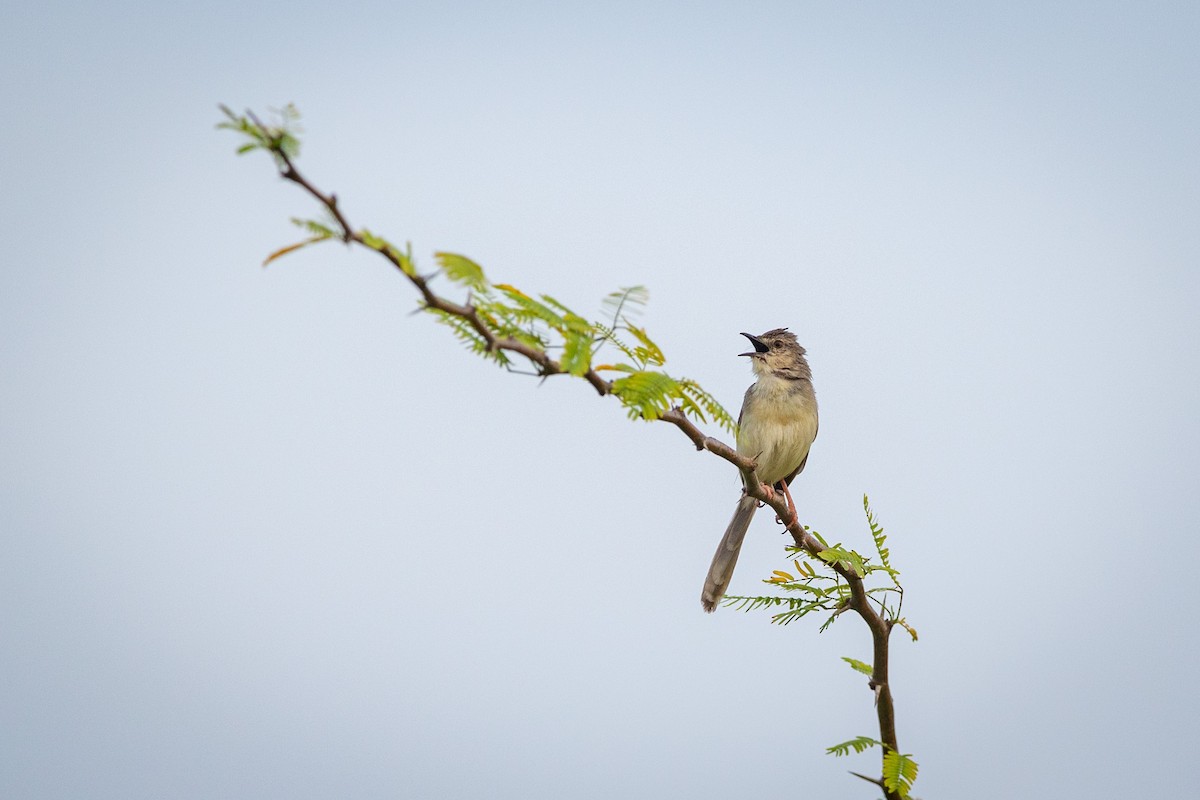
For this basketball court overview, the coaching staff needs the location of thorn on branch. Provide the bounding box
[848,771,885,790]
[328,193,351,242]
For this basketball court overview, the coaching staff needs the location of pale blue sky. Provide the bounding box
[3,2,1199,798]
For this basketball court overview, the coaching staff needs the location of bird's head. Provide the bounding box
[739,328,810,380]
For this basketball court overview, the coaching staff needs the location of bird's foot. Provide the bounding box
[755,484,778,510]
[755,485,799,527]
[774,482,800,528]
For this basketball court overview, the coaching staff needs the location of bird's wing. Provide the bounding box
[785,417,818,484]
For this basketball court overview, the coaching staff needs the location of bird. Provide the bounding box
[701,328,818,612]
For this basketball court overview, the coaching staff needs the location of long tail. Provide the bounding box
[701,495,758,612]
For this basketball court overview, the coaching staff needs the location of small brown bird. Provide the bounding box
[701,329,818,612]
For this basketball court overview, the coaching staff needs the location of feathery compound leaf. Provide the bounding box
[724,594,834,621]
[610,370,679,421]
[841,657,873,676]
[360,229,417,276]
[816,545,867,578]
[290,216,339,238]
[559,312,594,376]
[424,307,510,367]
[678,379,737,434]
[826,736,881,757]
[218,104,302,165]
[722,595,786,613]
[882,751,919,798]
[493,285,567,330]
[435,252,488,291]
[819,601,851,632]
[272,103,302,155]
[217,105,265,152]
[863,494,900,586]
[538,293,582,318]
[769,596,832,625]
[589,321,643,366]
[625,324,666,367]
[777,582,834,597]
[601,285,649,325]
[607,367,733,430]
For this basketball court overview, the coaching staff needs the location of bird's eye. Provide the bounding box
[771,341,780,349]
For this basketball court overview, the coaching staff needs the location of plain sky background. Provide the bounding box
[3,2,1198,798]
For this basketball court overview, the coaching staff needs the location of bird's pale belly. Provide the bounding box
[737,403,818,485]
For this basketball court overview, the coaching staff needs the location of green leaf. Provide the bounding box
[722,594,787,613]
[424,306,510,367]
[841,657,872,676]
[626,324,665,366]
[610,370,679,421]
[864,494,901,587]
[560,314,594,376]
[277,131,300,159]
[217,103,303,163]
[678,379,737,434]
[769,596,832,625]
[290,216,339,238]
[362,230,416,276]
[600,285,649,324]
[590,321,643,365]
[882,751,919,798]
[494,284,566,329]
[539,294,582,317]
[816,545,867,577]
[826,735,881,757]
[435,252,488,291]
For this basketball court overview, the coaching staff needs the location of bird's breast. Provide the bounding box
[737,384,818,485]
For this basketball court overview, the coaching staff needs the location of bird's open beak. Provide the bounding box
[739,332,769,357]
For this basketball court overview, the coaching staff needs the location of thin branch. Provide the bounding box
[260,139,612,396]
[236,111,903,798]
